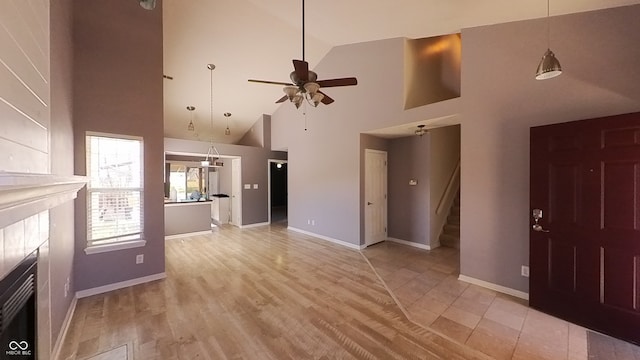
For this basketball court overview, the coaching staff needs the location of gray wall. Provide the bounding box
[73,0,165,291]
[272,4,640,295]
[272,38,460,245]
[460,5,640,293]
[164,138,287,225]
[49,0,76,345]
[388,136,431,245]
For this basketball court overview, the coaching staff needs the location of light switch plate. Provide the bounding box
[253,184,258,189]
[409,179,418,186]
[244,184,251,189]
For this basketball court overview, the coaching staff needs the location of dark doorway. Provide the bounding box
[270,162,288,224]
[530,112,640,345]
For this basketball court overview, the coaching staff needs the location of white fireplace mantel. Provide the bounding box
[0,172,87,230]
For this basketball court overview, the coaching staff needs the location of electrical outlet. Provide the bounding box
[307,219,311,225]
[136,254,144,264]
[311,220,315,226]
[521,265,530,278]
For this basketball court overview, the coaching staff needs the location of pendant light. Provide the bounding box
[201,64,223,168]
[139,0,156,10]
[535,0,562,80]
[186,106,195,132]
[224,112,231,136]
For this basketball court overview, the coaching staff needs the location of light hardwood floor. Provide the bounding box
[59,224,490,360]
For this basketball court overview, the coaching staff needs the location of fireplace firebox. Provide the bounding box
[0,252,37,359]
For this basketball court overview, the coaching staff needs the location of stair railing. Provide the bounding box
[436,158,460,215]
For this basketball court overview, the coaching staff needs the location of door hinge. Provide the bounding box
[384,227,387,233]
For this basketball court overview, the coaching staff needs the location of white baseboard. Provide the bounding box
[240,222,270,229]
[52,296,77,360]
[386,237,431,250]
[165,230,211,240]
[76,272,167,299]
[288,227,363,250]
[458,274,529,300]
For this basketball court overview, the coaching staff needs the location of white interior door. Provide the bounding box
[230,158,242,226]
[365,149,387,247]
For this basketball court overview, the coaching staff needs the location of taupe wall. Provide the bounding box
[164,138,287,225]
[73,0,165,290]
[460,5,640,293]
[272,38,460,245]
[388,136,431,245]
[49,0,76,345]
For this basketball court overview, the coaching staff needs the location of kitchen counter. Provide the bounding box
[164,200,212,236]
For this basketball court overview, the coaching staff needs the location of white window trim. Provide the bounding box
[84,239,147,255]
[85,132,145,254]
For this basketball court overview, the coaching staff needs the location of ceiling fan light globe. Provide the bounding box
[283,86,298,100]
[311,92,324,107]
[293,94,303,109]
[304,82,320,96]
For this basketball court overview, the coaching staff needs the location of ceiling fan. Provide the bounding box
[248,0,357,108]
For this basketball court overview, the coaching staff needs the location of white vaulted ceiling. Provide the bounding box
[162,0,640,143]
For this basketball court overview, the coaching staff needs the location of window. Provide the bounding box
[86,134,145,253]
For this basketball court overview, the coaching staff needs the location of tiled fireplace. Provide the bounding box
[0,252,37,359]
[0,173,86,359]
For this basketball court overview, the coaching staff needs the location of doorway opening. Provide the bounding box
[268,160,288,224]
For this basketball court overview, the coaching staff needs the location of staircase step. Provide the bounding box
[444,224,460,236]
[450,205,460,216]
[440,233,460,249]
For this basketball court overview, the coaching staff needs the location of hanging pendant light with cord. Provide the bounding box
[201,64,223,168]
[224,112,231,136]
[186,106,195,132]
[535,0,562,80]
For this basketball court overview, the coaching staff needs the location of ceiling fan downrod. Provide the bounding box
[302,0,305,62]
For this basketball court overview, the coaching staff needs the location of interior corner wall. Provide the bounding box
[387,136,431,246]
[359,134,389,245]
[49,0,76,344]
[237,114,267,148]
[460,5,640,293]
[72,0,165,291]
[428,125,460,248]
[271,37,461,246]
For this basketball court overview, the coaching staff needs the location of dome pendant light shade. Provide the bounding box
[535,49,562,80]
[139,0,156,10]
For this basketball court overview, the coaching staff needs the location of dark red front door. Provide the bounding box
[530,112,640,345]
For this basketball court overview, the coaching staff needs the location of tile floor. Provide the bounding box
[361,241,639,360]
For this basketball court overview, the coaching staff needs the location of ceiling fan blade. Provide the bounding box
[275,95,288,103]
[248,79,292,86]
[292,60,309,82]
[317,77,358,88]
[319,91,334,105]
